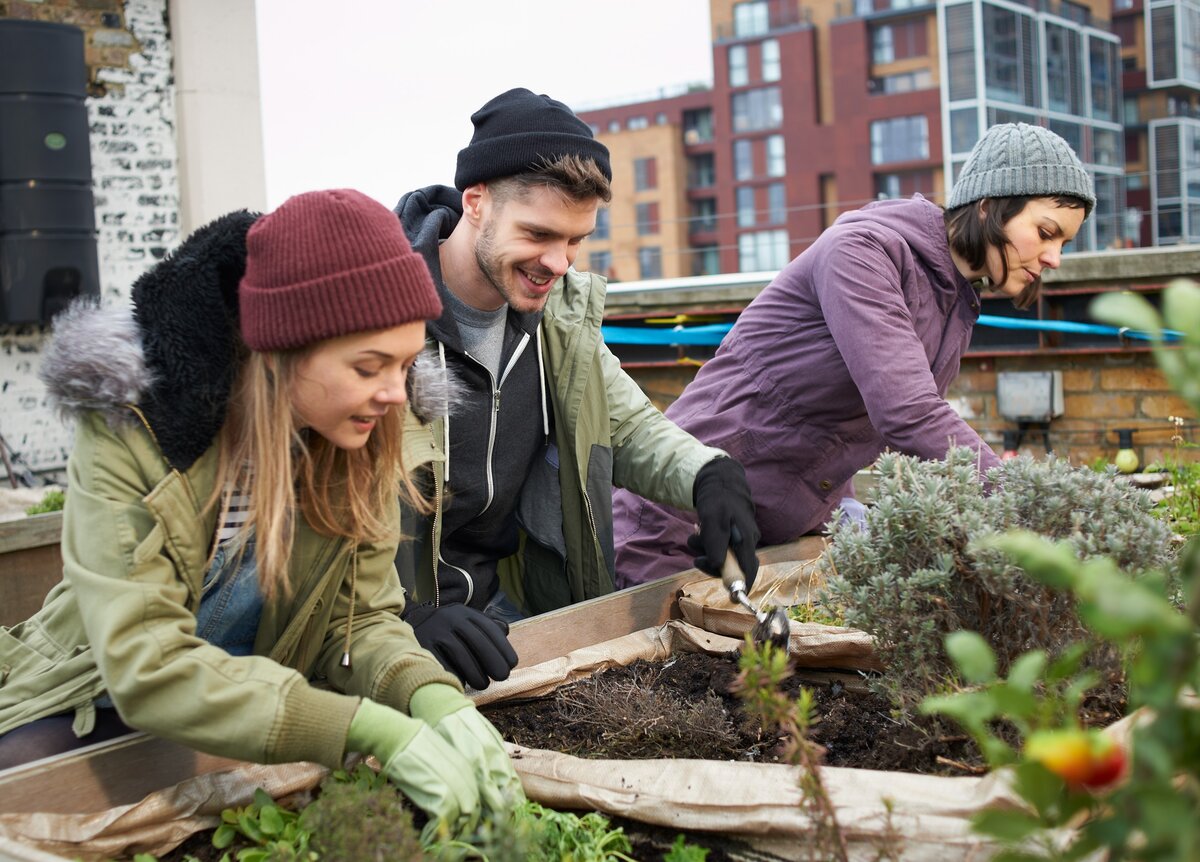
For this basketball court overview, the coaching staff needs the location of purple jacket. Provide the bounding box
[613,196,1002,586]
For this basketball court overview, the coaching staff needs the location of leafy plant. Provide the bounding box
[664,834,710,861]
[735,636,851,862]
[819,447,1173,718]
[923,531,1198,861]
[25,488,64,515]
[212,788,316,862]
[300,766,428,862]
[1145,418,1200,536]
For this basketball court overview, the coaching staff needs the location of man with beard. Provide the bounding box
[393,88,759,691]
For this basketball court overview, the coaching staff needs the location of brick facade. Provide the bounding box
[0,0,178,480]
[622,352,1198,472]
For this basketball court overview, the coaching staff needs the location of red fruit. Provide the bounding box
[1024,729,1127,791]
[1081,737,1127,789]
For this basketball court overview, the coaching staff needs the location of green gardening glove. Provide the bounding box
[346,698,480,833]
[409,683,525,813]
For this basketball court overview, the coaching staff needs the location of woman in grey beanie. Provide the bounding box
[612,123,1094,585]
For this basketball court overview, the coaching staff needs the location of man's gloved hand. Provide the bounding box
[687,457,761,590]
[346,698,479,834]
[410,683,524,814]
[405,602,518,690]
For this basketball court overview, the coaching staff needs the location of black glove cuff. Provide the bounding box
[693,456,746,505]
[401,600,437,628]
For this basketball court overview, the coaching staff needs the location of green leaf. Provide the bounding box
[259,805,284,837]
[1091,291,1163,337]
[983,532,1079,590]
[920,690,997,731]
[1006,651,1047,693]
[1162,279,1200,341]
[1011,761,1069,819]
[664,834,710,862]
[990,683,1039,720]
[213,824,237,850]
[971,809,1042,842]
[945,630,997,683]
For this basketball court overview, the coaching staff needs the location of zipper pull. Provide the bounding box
[494,390,501,412]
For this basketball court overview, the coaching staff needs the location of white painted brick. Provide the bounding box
[0,0,180,481]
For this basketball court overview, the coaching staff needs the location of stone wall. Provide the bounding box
[0,0,179,481]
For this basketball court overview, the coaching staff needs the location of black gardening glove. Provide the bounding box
[686,457,761,590]
[404,602,518,691]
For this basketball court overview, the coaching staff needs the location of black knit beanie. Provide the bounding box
[454,87,612,190]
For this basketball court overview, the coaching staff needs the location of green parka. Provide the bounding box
[0,211,457,765]
[400,266,725,615]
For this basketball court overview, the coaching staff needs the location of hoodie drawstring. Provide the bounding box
[438,341,451,486]
[340,544,358,669]
[536,322,549,438]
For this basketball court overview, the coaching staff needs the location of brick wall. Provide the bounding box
[622,352,1198,471]
[0,0,179,479]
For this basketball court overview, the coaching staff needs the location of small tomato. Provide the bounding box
[1025,729,1093,786]
[1081,735,1127,790]
[1024,729,1127,791]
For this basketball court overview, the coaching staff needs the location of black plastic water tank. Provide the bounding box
[0,19,100,325]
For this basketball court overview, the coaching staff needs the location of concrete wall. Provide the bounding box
[0,0,264,482]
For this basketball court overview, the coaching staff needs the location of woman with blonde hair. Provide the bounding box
[0,189,521,831]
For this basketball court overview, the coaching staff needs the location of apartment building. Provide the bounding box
[577,0,1125,280]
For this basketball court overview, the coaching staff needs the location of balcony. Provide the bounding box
[715,0,811,40]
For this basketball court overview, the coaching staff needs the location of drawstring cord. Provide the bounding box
[340,544,358,669]
[438,341,450,484]
[536,322,548,438]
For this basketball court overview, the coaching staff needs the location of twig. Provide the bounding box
[935,755,988,775]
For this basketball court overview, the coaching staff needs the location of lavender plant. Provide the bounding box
[820,448,1174,717]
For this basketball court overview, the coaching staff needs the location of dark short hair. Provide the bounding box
[945,195,1088,310]
[487,154,613,206]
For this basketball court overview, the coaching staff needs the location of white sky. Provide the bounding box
[254,0,715,209]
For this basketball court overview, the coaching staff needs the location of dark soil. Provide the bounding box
[484,650,984,774]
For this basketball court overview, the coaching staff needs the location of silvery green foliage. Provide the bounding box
[821,448,1174,717]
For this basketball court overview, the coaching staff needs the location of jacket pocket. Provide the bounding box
[517,442,569,615]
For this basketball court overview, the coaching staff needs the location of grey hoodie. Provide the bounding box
[613,195,1002,585]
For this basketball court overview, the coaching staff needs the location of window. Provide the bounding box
[656,112,668,125]
[690,198,718,233]
[635,201,660,235]
[692,245,720,276]
[634,157,658,191]
[1093,128,1121,167]
[638,246,663,279]
[734,139,754,180]
[729,45,749,87]
[733,0,769,37]
[871,19,925,64]
[874,169,933,199]
[767,183,786,223]
[688,153,716,188]
[683,108,714,144]
[950,108,978,155]
[870,115,929,164]
[628,115,649,130]
[871,69,933,93]
[738,229,789,271]
[1045,23,1083,115]
[589,250,612,277]
[872,25,895,63]
[594,208,610,240]
[737,187,756,227]
[762,39,781,82]
[732,87,782,132]
[984,4,1039,108]
[1089,36,1118,123]
[607,119,620,133]
[587,124,600,136]
[766,134,785,176]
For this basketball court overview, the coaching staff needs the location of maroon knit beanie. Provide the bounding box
[239,189,442,351]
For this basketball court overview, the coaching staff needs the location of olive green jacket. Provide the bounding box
[0,411,457,766]
[400,268,725,615]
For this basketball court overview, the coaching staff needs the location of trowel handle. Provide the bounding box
[721,552,748,599]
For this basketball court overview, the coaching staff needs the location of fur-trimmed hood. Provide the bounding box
[41,209,456,472]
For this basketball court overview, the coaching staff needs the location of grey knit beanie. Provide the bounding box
[947,122,1095,216]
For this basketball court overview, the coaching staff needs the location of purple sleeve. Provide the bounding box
[813,229,1001,473]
